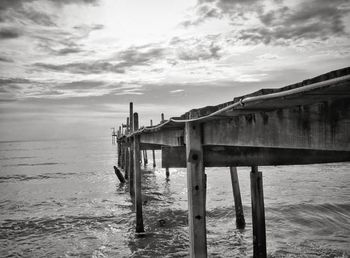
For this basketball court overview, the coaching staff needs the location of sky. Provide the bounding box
[0,0,349,141]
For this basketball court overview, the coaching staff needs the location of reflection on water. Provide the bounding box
[0,138,349,257]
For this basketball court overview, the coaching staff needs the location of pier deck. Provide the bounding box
[115,67,350,257]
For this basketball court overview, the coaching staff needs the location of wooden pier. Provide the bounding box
[114,67,350,257]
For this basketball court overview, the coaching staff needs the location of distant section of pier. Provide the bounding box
[113,67,350,258]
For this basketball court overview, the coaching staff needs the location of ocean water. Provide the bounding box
[0,137,349,257]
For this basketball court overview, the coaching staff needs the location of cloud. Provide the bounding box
[0,28,21,39]
[55,47,84,55]
[34,62,125,74]
[19,8,57,27]
[73,24,104,35]
[49,0,99,5]
[0,78,32,85]
[0,56,14,62]
[0,78,33,101]
[181,2,222,27]
[57,80,106,90]
[170,89,184,93]
[184,0,350,46]
[33,24,104,56]
[0,0,99,11]
[183,0,259,26]
[170,36,222,61]
[34,45,165,74]
[249,0,350,44]
[0,0,99,26]
[114,46,165,66]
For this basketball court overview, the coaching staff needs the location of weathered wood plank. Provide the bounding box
[230,167,245,229]
[113,166,125,184]
[186,122,207,257]
[124,145,129,179]
[161,145,350,168]
[140,143,162,150]
[203,100,350,151]
[178,67,350,120]
[152,149,156,168]
[129,147,134,197]
[133,113,144,233]
[140,128,184,146]
[150,119,156,167]
[250,166,266,258]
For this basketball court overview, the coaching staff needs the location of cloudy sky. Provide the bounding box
[0,0,349,140]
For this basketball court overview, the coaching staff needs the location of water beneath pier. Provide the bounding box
[0,137,349,257]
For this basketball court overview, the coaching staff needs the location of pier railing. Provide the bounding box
[115,67,350,258]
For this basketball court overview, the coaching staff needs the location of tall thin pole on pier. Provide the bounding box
[250,166,266,258]
[230,167,245,229]
[151,120,156,168]
[163,112,169,178]
[124,143,129,180]
[185,122,207,257]
[117,126,122,167]
[129,102,134,197]
[143,150,148,165]
[133,112,144,233]
[126,117,129,134]
[125,117,130,180]
[161,113,164,123]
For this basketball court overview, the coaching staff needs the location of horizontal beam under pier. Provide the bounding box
[140,143,162,150]
[203,99,350,151]
[162,146,350,168]
[140,128,184,146]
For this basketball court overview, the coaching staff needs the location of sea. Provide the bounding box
[0,137,349,257]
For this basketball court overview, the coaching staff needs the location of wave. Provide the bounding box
[0,172,77,182]
[0,156,34,161]
[0,214,121,241]
[2,162,60,167]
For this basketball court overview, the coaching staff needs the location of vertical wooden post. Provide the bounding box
[250,166,266,258]
[129,143,134,197]
[121,142,125,169]
[129,103,134,197]
[133,112,144,233]
[151,120,156,168]
[143,150,148,165]
[152,150,156,167]
[117,141,121,167]
[230,167,246,229]
[166,167,169,178]
[122,142,126,170]
[161,113,165,123]
[129,103,133,135]
[124,143,129,179]
[185,122,207,257]
[126,117,130,134]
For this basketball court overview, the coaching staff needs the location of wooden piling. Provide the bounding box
[119,141,122,168]
[120,142,124,169]
[133,112,144,233]
[152,150,156,167]
[129,143,134,197]
[151,120,156,167]
[117,141,121,167]
[185,122,207,257]
[161,113,164,123]
[124,145,129,179]
[143,150,148,165]
[126,117,130,134]
[250,166,266,258]
[128,103,135,197]
[113,166,125,184]
[230,167,245,229]
[165,167,169,178]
